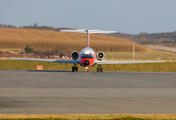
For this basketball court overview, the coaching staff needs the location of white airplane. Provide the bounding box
[11,29,165,72]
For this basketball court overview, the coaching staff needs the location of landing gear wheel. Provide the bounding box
[72,66,78,72]
[75,67,78,72]
[100,67,103,72]
[97,67,100,72]
[97,66,103,72]
[72,67,74,72]
[84,69,89,73]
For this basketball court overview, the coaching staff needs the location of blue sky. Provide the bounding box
[0,0,176,34]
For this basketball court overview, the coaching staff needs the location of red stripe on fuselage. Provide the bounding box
[80,54,95,67]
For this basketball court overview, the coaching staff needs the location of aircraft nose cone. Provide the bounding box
[84,60,90,65]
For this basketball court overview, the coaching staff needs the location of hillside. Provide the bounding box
[109,31,176,47]
[1,24,176,48]
[0,29,146,55]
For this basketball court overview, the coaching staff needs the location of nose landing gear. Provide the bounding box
[84,69,89,72]
[97,65,103,72]
[84,67,89,73]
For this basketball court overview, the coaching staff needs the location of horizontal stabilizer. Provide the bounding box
[60,29,117,34]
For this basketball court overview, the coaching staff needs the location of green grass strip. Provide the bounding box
[0,60,176,72]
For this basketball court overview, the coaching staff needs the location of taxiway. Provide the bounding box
[0,70,176,114]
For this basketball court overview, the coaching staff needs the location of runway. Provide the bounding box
[0,70,176,114]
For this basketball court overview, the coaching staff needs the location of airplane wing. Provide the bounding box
[10,58,79,64]
[95,60,165,64]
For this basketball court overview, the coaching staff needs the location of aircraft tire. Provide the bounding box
[97,67,100,72]
[100,67,103,72]
[75,67,78,72]
[72,67,74,72]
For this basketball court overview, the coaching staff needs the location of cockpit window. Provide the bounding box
[81,52,93,58]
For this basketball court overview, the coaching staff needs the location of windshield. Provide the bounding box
[81,52,94,58]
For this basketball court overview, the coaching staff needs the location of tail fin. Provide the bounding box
[87,29,90,48]
[60,29,117,48]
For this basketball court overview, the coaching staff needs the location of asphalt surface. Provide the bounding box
[0,70,176,114]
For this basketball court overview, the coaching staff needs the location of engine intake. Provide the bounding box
[97,51,105,61]
[71,51,79,60]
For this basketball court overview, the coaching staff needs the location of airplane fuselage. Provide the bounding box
[79,47,96,67]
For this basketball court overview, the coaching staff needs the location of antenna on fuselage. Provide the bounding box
[60,29,117,48]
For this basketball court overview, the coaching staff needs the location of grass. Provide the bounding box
[0,114,176,120]
[0,28,146,52]
[0,48,22,52]
[0,60,176,72]
[104,48,176,61]
[1,47,176,61]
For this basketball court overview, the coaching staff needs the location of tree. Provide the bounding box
[33,23,38,27]
[25,46,33,53]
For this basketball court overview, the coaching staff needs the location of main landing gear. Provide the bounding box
[72,64,78,72]
[97,65,103,72]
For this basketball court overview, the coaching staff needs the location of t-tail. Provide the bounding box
[60,29,117,48]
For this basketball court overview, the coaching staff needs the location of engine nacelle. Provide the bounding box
[97,51,105,61]
[71,51,79,60]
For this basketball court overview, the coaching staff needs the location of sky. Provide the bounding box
[0,0,176,34]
